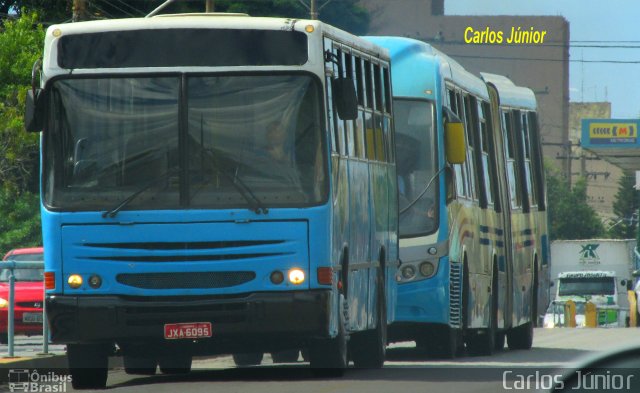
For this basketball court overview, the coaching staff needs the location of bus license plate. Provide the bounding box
[22,312,43,323]
[164,322,212,340]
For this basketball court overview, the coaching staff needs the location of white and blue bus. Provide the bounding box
[364,37,550,357]
[26,14,398,388]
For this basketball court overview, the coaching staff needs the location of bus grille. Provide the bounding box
[449,262,463,328]
[116,271,256,289]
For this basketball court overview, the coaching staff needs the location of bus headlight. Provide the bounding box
[288,268,305,285]
[419,261,435,277]
[88,275,102,289]
[0,298,8,308]
[270,270,285,285]
[401,265,416,280]
[68,274,83,289]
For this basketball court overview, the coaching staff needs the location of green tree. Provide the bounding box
[608,171,640,239]
[0,12,44,253]
[9,1,369,34]
[546,162,605,240]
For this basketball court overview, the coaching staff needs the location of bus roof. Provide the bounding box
[363,36,488,101]
[43,14,387,75]
[480,72,537,111]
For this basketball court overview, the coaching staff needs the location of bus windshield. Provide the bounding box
[394,99,438,237]
[558,277,616,296]
[43,74,327,211]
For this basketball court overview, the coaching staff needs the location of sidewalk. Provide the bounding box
[0,336,67,369]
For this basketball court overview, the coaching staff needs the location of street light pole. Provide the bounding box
[206,0,215,12]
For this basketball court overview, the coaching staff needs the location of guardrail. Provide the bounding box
[0,260,47,358]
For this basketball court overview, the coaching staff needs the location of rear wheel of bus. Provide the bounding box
[123,355,157,375]
[350,263,387,368]
[158,353,192,374]
[67,343,110,390]
[232,352,264,366]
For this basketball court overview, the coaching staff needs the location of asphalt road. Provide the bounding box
[8,328,640,393]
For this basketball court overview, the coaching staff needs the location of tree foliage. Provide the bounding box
[0,12,44,253]
[545,162,605,240]
[8,1,370,34]
[0,12,43,194]
[608,171,639,239]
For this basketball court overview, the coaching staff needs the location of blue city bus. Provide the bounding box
[26,14,398,389]
[364,37,549,357]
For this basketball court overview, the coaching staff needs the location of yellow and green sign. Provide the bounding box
[583,119,638,145]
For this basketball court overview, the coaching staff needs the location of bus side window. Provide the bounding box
[354,56,366,158]
[453,89,467,198]
[528,111,545,210]
[463,94,478,201]
[502,110,522,209]
[480,101,499,210]
[521,112,537,207]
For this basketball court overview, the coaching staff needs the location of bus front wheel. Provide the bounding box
[309,294,348,375]
[350,267,387,368]
[67,343,110,390]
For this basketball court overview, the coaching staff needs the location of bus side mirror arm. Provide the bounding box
[25,59,45,133]
[25,88,45,132]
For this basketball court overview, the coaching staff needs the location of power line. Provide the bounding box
[450,53,640,64]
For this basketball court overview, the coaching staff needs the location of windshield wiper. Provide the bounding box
[102,167,178,218]
[400,165,447,216]
[197,148,268,215]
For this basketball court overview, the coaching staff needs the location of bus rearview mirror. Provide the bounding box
[25,88,45,132]
[445,121,466,164]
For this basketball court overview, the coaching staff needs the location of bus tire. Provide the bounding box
[309,294,348,376]
[466,265,498,356]
[68,343,109,390]
[508,273,535,350]
[271,349,300,363]
[507,321,533,350]
[494,332,506,350]
[158,354,192,374]
[417,326,459,359]
[350,266,387,368]
[124,355,157,375]
[232,352,264,366]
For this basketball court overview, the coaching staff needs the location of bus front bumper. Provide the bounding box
[46,290,331,351]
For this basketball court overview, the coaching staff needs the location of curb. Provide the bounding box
[0,354,68,369]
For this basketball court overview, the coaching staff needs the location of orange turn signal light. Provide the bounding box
[44,272,55,290]
[317,267,333,285]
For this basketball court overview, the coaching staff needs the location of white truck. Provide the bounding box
[550,239,636,309]
[544,270,622,328]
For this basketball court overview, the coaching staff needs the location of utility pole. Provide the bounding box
[206,0,215,12]
[299,0,332,20]
[310,0,317,20]
[72,0,89,22]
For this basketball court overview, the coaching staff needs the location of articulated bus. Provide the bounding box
[364,37,550,357]
[26,14,398,388]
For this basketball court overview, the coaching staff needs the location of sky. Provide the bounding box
[446,0,640,118]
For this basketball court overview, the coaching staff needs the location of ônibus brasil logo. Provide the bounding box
[8,369,71,392]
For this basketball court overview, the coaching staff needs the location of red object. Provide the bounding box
[164,322,212,340]
[316,267,333,285]
[0,247,44,343]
